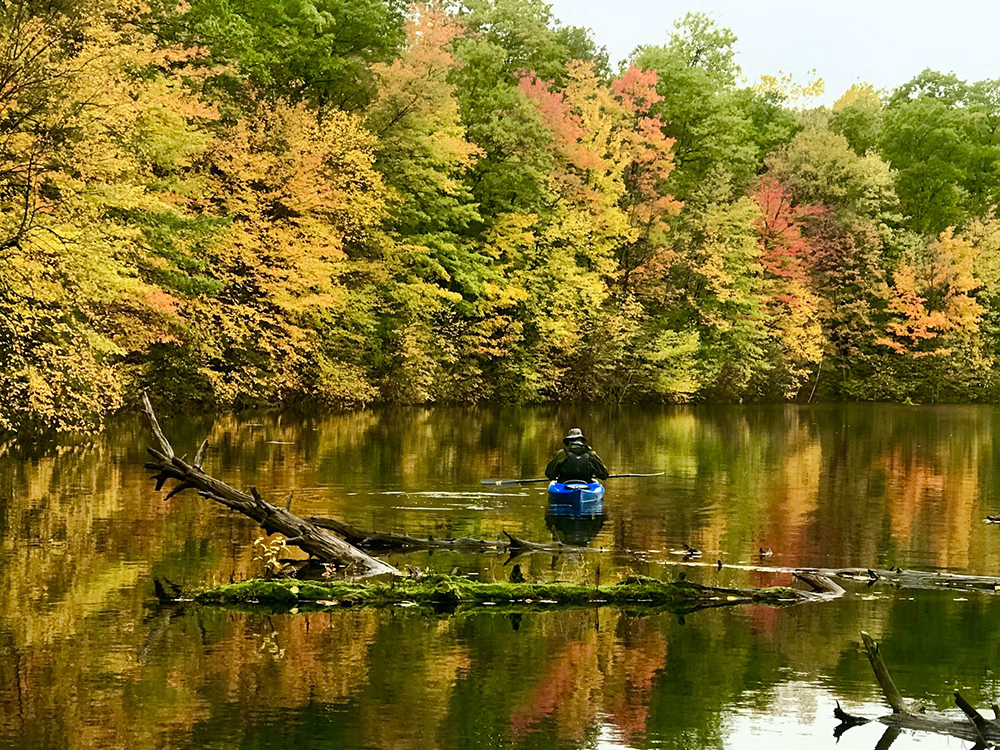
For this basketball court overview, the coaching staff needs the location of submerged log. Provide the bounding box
[195,572,840,614]
[835,631,1000,747]
[500,530,588,554]
[140,394,398,578]
[309,517,505,551]
[835,567,1000,594]
[308,517,596,555]
[679,559,1000,595]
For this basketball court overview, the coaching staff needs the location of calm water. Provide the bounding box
[3,403,1000,749]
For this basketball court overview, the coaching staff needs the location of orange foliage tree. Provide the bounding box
[875,228,986,398]
[751,178,826,397]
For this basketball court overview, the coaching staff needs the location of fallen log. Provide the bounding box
[194,572,840,615]
[834,631,1000,747]
[140,394,398,579]
[308,517,598,556]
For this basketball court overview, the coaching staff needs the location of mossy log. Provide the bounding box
[835,631,1000,747]
[309,517,590,555]
[140,394,398,578]
[195,572,843,615]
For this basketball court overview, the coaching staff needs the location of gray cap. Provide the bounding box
[563,427,586,444]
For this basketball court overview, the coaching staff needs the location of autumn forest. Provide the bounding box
[6,0,1000,435]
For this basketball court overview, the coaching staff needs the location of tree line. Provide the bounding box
[3,0,1000,433]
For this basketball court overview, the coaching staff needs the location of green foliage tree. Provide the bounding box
[632,13,798,203]
[635,180,770,400]
[448,0,576,219]
[882,70,1000,235]
[830,83,883,155]
[146,0,407,109]
[765,130,900,223]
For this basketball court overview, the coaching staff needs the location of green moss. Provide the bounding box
[195,574,809,615]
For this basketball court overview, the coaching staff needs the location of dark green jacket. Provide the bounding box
[545,443,609,482]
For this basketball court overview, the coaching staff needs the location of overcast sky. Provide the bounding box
[545,0,1000,105]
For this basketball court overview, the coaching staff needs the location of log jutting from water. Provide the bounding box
[140,394,398,578]
[834,631,1000,748]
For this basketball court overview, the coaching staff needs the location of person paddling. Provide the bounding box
[545,428,609,482]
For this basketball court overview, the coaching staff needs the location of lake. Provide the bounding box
[2,403,1000,749]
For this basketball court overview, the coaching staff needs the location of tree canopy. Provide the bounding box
[5,0,1000,433]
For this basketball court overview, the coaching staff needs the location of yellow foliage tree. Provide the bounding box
[0,3,217,431]
[186,101,389,407]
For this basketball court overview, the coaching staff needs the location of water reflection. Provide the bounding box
[546,512,606,547]
[1,404,1000,749]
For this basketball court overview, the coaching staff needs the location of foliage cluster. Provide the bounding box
[5,0,1000,433]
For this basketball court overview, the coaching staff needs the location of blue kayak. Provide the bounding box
[547,480,605,517]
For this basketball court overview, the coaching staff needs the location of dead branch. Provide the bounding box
[140,394,398,578]
[835,631,1000,746]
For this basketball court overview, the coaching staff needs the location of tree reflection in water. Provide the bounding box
[1,404,999,749]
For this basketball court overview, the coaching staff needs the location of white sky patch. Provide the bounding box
[546,0,1000,105]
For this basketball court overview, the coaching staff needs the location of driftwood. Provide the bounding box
[140,394,398,578]
[835,631,1000,748]
[309,517,596,556]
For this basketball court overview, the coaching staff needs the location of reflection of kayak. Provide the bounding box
[546,511,606,546]
[547,480,604,516]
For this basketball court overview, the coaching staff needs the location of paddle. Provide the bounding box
[480,472,664,487]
